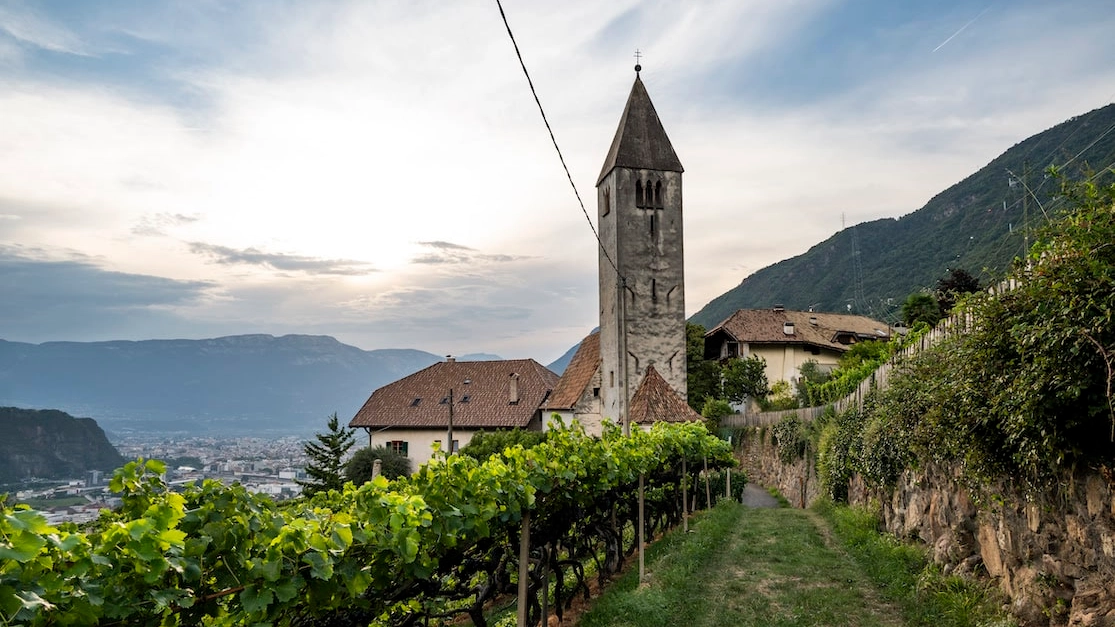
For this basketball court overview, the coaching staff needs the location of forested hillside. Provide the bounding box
[692,103,1115,328]
[0,407,123,483]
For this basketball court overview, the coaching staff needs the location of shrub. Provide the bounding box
[347,445,413,483]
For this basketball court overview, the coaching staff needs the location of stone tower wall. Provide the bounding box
[598,167,686,425]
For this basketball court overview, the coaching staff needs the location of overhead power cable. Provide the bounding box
[493,0,622,281]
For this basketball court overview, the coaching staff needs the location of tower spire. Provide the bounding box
[596,76,683,185]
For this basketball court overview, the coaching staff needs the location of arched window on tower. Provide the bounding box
[635,180,645,208]
[602,188,611,216]
[654,180,663,208]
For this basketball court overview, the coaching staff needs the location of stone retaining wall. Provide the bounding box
[739,433,1115,626]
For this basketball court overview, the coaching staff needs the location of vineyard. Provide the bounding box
[1,420,738,626]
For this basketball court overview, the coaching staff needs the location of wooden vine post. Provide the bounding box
[639,473,645,582]
[681,457,688,533]
[517,511,530,627]
[703,455,711,508]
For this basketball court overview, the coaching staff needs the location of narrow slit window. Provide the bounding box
[602,188,611,216]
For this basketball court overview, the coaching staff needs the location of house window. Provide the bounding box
[593,387,600,397]
[726,341,739,358]
[389,440,409,456]
[434,439,460,453]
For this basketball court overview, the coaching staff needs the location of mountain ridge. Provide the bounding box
[691,102,1115,328]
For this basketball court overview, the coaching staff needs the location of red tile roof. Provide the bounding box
[545,331,600,410]
[706,309,890,351]
[349,359,559,430]
[628,365,703,425]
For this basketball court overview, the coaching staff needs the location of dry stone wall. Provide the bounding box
[739,434,1115,627]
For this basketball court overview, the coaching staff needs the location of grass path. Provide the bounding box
[577,501,906,627]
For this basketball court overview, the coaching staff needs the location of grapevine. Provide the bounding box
[1,420,736,626]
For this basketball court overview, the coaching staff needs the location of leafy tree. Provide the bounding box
[837,340,890,370]
[795,360,832,407]
[297,413,355,496]
[720,355,769,404]
[685,322,721,411]
[700,398,734,432]
[347,446,412,483]
[935,268,981,313]
[759,380,798,411]
[901,292,941,327]
[460,429,546,461]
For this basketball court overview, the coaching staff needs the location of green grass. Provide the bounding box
[21,496,90,509]
[815,500,1015,627]
[576,500,1015,627]
[579,501,903,627]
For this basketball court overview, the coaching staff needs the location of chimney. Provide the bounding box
[783,322,795,335]
[509,373,520,405]
[809,316,818,326]
[773,304,785,312]
[446,355,455,363]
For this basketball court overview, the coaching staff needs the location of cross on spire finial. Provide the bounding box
[634,49,642,74]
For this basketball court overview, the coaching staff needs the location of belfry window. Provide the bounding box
[654,180,663,208]
[635,180,645,208]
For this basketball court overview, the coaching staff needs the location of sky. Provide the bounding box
[2,0,1114,365]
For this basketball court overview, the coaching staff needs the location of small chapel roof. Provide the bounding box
[628,364,704,425]
[544,331,600,411]
[597,74,684,185]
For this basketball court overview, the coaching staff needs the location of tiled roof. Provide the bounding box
[544,331,600,410]
[597,75,684,185]
[349,359,559,430]
[628,365,703,425]
[707,309,891,351]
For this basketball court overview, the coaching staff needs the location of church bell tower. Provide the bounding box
[596,67,687,429]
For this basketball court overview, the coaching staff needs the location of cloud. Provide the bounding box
[131,212,200,237]
[0,245,214,342]
[411,241,531,266]
[187,242,377,276]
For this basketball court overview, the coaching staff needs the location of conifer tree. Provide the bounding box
[298,412,355,496]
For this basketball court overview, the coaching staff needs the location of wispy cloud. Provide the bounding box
[188,242,377,276]
[411,241,530,265]
[0,2,91,57]
[132,212,200,237]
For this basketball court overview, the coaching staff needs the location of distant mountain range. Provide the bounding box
[0,335,491,436]
[0,407,123,483]
[691,103,1115,328]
